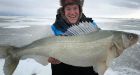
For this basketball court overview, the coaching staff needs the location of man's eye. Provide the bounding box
[73,7,78,10]
[66,8,71,11]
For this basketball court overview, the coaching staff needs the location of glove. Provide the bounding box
[48,57,61,64]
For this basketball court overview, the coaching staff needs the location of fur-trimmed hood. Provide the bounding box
[60,0,84,7]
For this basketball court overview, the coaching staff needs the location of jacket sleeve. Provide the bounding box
[51,25,63,36]
[92,21,101,31]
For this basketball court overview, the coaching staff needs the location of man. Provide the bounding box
[48,0,100,75]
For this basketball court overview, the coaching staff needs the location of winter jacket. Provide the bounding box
[51,13,100,36]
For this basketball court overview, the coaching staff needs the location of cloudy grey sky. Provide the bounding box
[0,0,140,18]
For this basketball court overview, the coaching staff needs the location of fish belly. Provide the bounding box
[49,36,112,67]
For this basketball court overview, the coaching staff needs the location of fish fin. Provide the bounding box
[107,43,118,67]
[3,55,20,75]
[21,55,49,66]
[64,22,99,35]
[33,56,49,66]
[96,61,107,75]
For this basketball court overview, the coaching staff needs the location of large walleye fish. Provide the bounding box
[0,23,139,75]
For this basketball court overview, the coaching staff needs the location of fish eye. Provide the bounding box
[127,34,134,40]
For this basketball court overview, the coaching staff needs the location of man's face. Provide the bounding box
[64,4,80,24]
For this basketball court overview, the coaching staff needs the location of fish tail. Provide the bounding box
[3,55,20,75]
[0,46,13,58]
[2,46,20,75]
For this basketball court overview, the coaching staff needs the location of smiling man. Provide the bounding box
[49,0,100,75]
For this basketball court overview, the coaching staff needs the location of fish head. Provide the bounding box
[113,31,139,56]
[122,32,139,49]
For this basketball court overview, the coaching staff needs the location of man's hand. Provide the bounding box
[48,57,61,64]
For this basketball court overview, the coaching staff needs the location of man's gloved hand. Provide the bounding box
[48,57,61,64]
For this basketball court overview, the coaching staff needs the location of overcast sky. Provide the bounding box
[0,0,140,18]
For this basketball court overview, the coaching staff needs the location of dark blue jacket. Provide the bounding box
[51,14,100,36]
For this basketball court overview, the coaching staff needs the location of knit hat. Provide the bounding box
[60,0,84,7]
